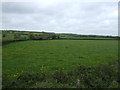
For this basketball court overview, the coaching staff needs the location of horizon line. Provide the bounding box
[0,29,119,36]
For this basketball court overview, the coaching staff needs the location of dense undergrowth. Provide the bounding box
[3,61,119,88]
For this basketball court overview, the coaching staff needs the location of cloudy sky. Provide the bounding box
[2,1,118,36]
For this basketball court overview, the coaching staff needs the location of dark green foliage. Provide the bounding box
[53,70,68,83]
[29,34,34,40]
[3,61,119,88]
[14,34,21,40]
[57,36,60,39]
[52,35,57,39]
[17,72,46,82]
[2,34,5,37]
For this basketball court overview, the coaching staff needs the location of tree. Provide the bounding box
[52,35,56,39]
[29,34,34,40]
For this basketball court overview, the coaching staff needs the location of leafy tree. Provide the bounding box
[52,35,56,39]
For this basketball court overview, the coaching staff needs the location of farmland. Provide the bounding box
[1,30,118,44]
[2,40,119,88]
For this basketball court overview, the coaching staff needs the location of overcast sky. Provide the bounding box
[2,1,118,36]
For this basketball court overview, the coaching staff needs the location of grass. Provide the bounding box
[60,36,117,40]
[3,61,119,88]
[2,40,118,88]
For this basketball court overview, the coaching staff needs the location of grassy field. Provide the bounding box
[59,35,118,40]
[2,40,118,88]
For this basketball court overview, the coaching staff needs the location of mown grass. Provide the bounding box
[2,40,118,88]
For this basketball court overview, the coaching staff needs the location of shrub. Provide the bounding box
[53,70,68,83]
[3,61,118,88]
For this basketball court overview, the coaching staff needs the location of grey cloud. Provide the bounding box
[2,2,118,36]
[2,2,38,14]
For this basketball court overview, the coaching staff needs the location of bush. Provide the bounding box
[53,70,68,83]
[3,61,119,88]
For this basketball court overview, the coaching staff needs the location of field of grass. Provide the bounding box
[60,36,117,40]
[2,40,118,88]
[59,34,118,40]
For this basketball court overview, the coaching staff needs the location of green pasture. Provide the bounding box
[59,35,117,40]
[3,40,118,82]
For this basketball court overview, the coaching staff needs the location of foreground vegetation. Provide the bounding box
[2,40,118,88]
[3,61,119,88]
